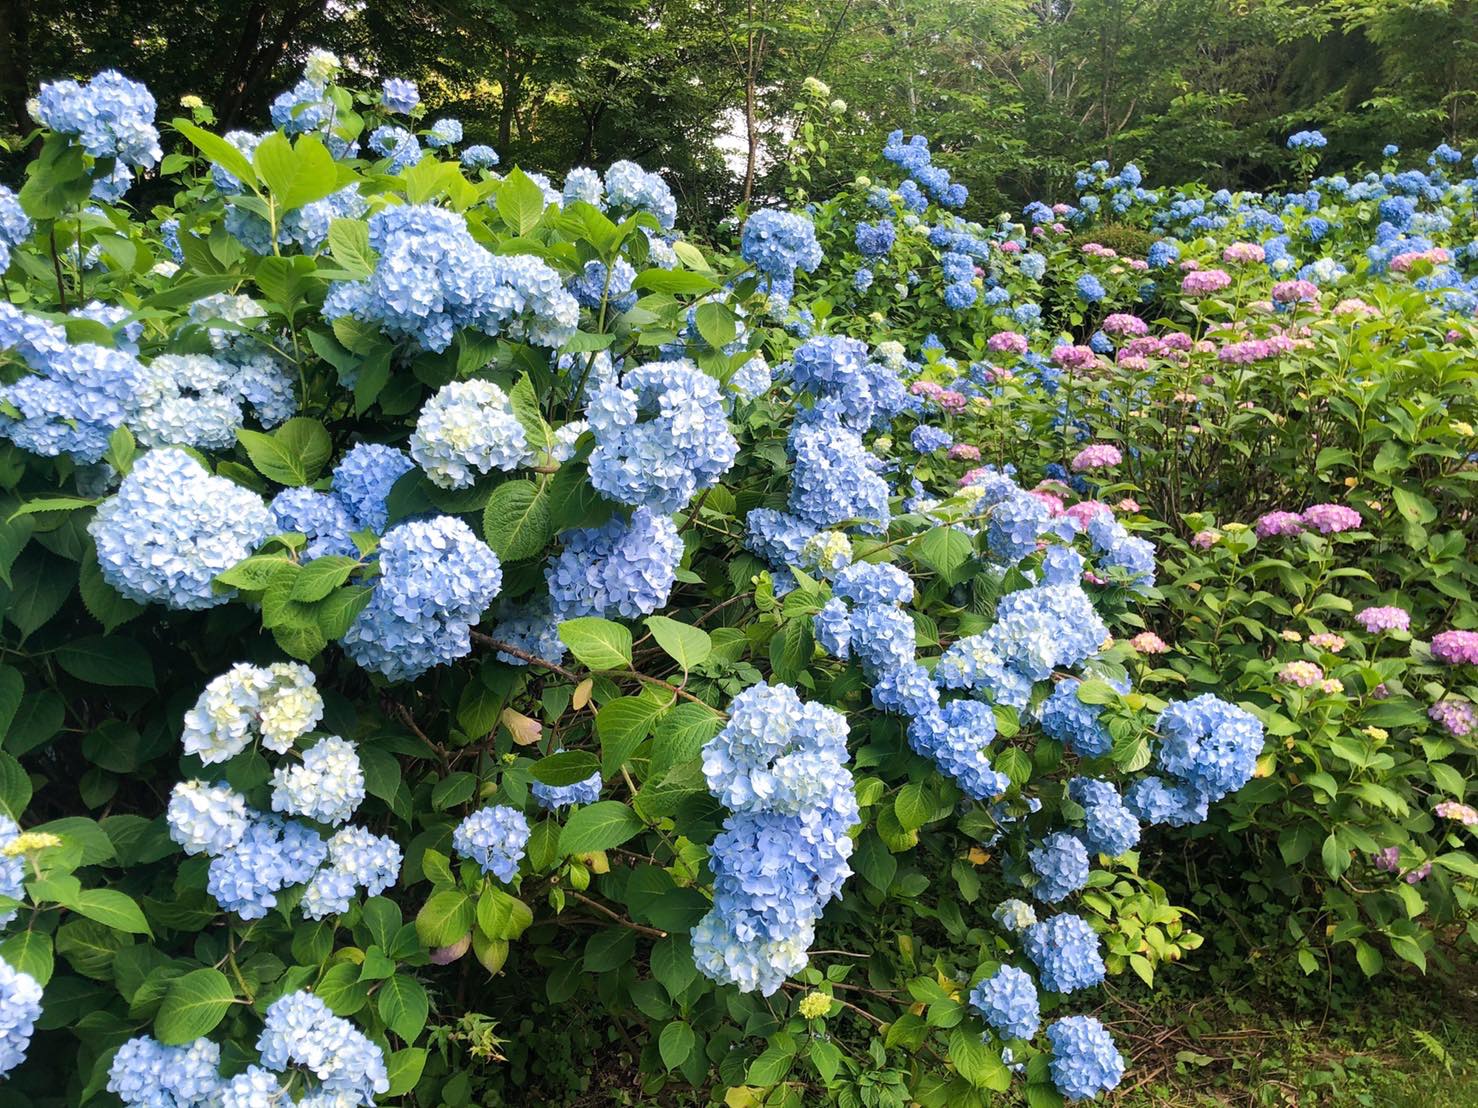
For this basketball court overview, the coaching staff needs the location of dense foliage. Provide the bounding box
[0,48,1471,1108]
[5,1,1478,226]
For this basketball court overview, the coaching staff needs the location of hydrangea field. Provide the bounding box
[0,52,1472,1107]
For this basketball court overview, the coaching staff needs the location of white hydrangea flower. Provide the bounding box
[271,736,365,825]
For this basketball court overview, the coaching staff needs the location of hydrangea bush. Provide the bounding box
[0,57,1468,1108]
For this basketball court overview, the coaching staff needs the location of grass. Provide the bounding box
[1098,958,1478,1107]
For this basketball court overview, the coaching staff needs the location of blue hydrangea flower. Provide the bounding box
[907,700,1007,799]
[332,443,414,533]
[1046,1016,1125,1100]
[0,957,42,1077]
[1086,515,1155,590]
[1154,694,1264,803]
[872,661,941,719]
[741,209,822,283]
[1023,913,1105,994]
[567,258,638,313]
[107,1037,221,1106]
[427,118,463,147]
[562,167,605,208]
[587,361,738,512]
[1124,775,1209,827]
[1039,678,1114,757]
[271,79,332,134]
[603,160,677,228]
[207,814,328,919]
[166,781,251,857]
[812,598,852,659]
[971,965,1040,1041]
[269,488,359,560]
[1029,831,1091,903]
[381,77,420,114]
[368,125,421,172]
[992,898,1037,932]
[490,596,567,667]
[787,421,890,533]
[89,448,272,610]
[411,379,532,488]
[834,562,913,607]
[547,506,681,620]
[1071,776,1142,857]
[531,771,602,811]
[270,735,365,826]
[36,70,161,168]
[256,990,390,1104]
[855,219,895,257]
[0,185,32,271]
[847,603,917,676]
[463,145,500,169]
[911,425,953,453]
[453,804,529,881]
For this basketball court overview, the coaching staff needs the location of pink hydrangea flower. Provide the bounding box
[1191,530,1217,549]
[1255,511,1304,538]
[1405,862,1432,884]
[1435,799,1478,825]
[1051,222,1068,234]
[1064,501,1113,529]
[1101,313,1148,336]
[1271,279,1319,303]
[1372,846,1400,873]
[1127,258,1148,271]
[1030,489,1065,515]
[937,390,967,412]
[948,443,981,462]
[1300,503,1361,534]
[999,240,1021,254]
[1355,606,1409,633]
[1051,345,1099,372]
[1309,633,1345,653]
[987,331,1029,355]
[1278,660,1324,687]
[1181,268,1232,295]
[1333,297,1376,316]
[1389,248,1450,272]
[1222,242,1266,265]
[1429,701,1476,738]
[1070,443,1122,471]
[1117,355,1149,371]
[1115,498,1140,512]
[1130,631,1169,654]
[1431,629,1478,665]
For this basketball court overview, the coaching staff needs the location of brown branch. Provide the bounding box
[568,891,666,939]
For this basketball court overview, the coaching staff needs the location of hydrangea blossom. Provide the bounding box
[108,1037,221,1106]
[905,700,1009,800]
[207,815,328,919]
[787,421,891,533]
[531,771,603,810]
[1028,831,1091,903]
[1431,629,1478,665]
[453,805,529,881]
[332,442,414,533]
[603,160,678,228]
[1154,694,1264,803]
[271,736,365,825]
[257,991,390,1104]
[0,186,31,271]
[1023,913,1105,994]
[411,379,532,488]
[546,506,681,620]
[89,448,272,610]
[1039,678,1117,758]
[36,69,161,168]
[167,781,251,856]
[741,209,822,289]
[0,957,42,1077]
[181,661,324,763]
[1046,1016,1125,1100]
[131,352,295,449]
[587,361,738,512]
[971,965,1040,1041]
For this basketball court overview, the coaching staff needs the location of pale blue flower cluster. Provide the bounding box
[453,804,529,881]
[108,1037,221,1106]
[1023,913,1105,994]
[993,898,1038,932]
[985,487,1053,564]
[936,581,1108,711]
[1142,693,1264,818]
[532,771,603,811]
[602,160,678,229]
[167,780,251,856]
[36,69,161,168]
[368,124,421,171]
[181,661,324,763]
[1039,677,1115,757]
[693,683,856,996]
[1028,831,1091,903]
[427,118,463,147]
[257,991,390,1104]
[381,77,420,114]
[342,516,504,681]
[89,448,272,610]
[206,814,327,919]
[587,361,737,512]
[907,700,1010,801]
[1068,777,1141,857]
[323,204,577,353]
[568,258,638,313]
[131,352,295,449]
[741,209,823,290]
[269,487,359,559]
[229,184,368,255]
[546,506,681,620]
[271,79,332,135]
[411,379,532,488]
[270,735,365,825]
[0,818,24,927]
[0,186,31,271]
[1086,515,1155,590]
[1123,775,1209,827]
[786,334,909,430]
[787,421,891,533]
[971,965,1040,1041]
[1045,1016,1125,1101]
[331,442,414,533]
[462,144,500,169]
[303,826,403,919]
[0,957,41,1077]
[0,309,143,461]
[490,596,567,667]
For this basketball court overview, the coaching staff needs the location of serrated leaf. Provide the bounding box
[316,585,374,639]
[530,750,600,786]
[378,974,429,1042]
[328,218,376,277]
[644,616,711,672]
[558,800,644,855]
[55,635,154,688]
[290,555,359,601]
[496,168,548,235]
[254,131,339,211]
[482,480,551,562]
[559,617,633,670]
[238,418,332,486]
[155,968,234,1044]
[416,890,474,947]
[476,886,534,941]
[659,1019,696,1070]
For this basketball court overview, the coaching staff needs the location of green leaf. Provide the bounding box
[416,890,475,947]
[632,269,719,295]
[558,800,644,855]
[649,702,721,778]
[644,616,711,672]
[894,782,931,832]
[238,418,332,486]
[8,497,98,519]
[496,168,549,235]
[559,617,633,670]
[253,132,340,211]
[385,1048,428,1097]
[596,696,663,777]
[476,885,534,941]
[693,302,737,349]
[0,931,52,986]
[174,118,258,190]
[316,585,375,639]
[951,1026,1011,1090]
[55,635,154,688]
[216,555,296,591]
[155,968,235,1044]
[328,218,376,277]
[0,752,31,820]
[650,936,697,999]
[482,480,552,562]
[316,961,370,1015]
[659,1019,696,1070]
[290,556,359,602]
[530,750,601,786]
[69,889,152,934]
[378,974,430,1041]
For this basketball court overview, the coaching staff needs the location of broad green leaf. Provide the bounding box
[558,800,644,855]
[253,132,340,211]
[530,750,600,787]
[558,617,633,670]
[238,418,332,486]
[415,890,475,947]
[155,968,234,1044]
[659,1019,696,1070]
[644,616,711,672]
[290,556,359,602]
[174,118,258,190]
[693,301,737,349]
[54,635,154,688]
[496,168,548,235]
[476,885,533,941]
[482,480,551,562]
[377,974,430,1041]
[328,217,376,277]
[69,889,152,934]
[596,696,663,777]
